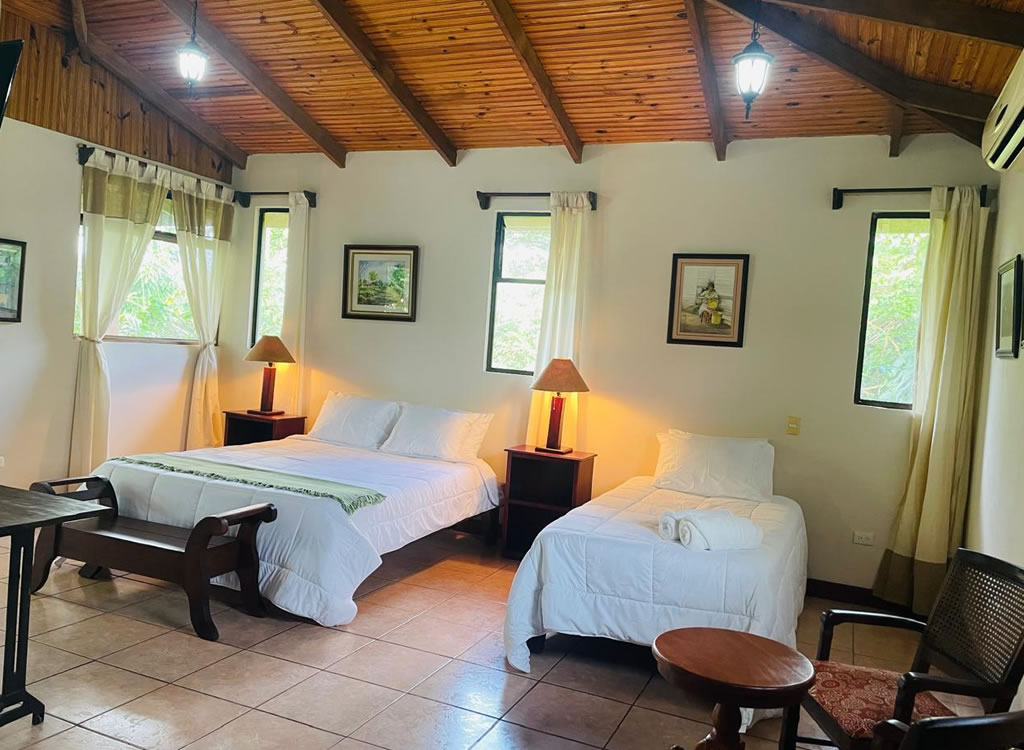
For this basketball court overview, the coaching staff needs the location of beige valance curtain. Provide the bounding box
[171,173,234,449]
[874,185,990,614]
[69,152,170,475]
[525,192,592,447]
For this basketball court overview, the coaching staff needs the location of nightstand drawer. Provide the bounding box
[223,411,306,446]
[502,444,596,559]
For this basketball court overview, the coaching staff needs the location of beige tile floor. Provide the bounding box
[0,530,975,750]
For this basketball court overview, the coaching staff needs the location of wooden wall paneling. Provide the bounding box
[0,12,233,182]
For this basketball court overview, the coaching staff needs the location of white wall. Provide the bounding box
[0,119,200,488]
[968,170,1024,571]
[222,132,994,587]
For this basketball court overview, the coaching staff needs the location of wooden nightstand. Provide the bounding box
[502,444,596,559]
[223,411,306,446]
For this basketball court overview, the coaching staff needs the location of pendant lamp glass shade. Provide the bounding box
[733,38,773,120]
[177,39,208,83]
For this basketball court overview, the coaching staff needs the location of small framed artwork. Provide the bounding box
[0,238,26,323]
[667,253,749,347]
[995,254,1022,359]
[342,245,419,322]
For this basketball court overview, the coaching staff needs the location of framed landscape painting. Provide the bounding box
[342,245,419,322]
[996,254,1021,359]
[0,238,25,323]
[667,253,749,347]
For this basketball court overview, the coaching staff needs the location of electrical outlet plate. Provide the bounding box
[853,530,875,546]
[786,416,801,435]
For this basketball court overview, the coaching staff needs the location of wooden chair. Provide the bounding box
[29,476,277,642]
[871,711,1024,750]
[781,548,1024,750]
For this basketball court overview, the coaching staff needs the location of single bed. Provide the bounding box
[95,434,499,626]
[503,476,807,673]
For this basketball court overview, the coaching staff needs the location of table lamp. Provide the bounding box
[532,358,589,454]
[244,335,295,416]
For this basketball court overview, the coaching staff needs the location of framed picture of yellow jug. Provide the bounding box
[666,253,749,347]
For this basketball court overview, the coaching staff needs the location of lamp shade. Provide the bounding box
[245,335,295,364]
[177,39,208,83]
[532,358,589,394]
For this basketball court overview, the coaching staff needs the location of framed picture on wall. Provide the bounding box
[0,238,26,323]
[342,245,419,322]
[996,254,1022,359]
[667,253,749,347]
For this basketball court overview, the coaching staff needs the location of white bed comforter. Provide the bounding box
[504,477,807,673]
[96,435,499,626]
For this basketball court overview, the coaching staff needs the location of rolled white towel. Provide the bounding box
[679,509,763,551]
[658,511,693,541]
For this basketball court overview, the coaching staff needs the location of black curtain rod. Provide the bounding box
[832,185,990,210]
[234,191,318,209]
[476,191,597,211]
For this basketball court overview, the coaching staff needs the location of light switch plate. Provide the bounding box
[786,416,801,435]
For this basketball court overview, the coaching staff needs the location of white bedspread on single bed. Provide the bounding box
[504,476,807,674]
[95,435,499,626]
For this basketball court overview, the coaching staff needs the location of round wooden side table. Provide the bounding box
[652,627,815,750]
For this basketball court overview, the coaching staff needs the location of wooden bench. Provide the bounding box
[28,476,277,641]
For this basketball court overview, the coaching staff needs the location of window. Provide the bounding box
[855,213,930,409]
[74,200,198,342]
[486,213,551,375]
[250,208,290,346]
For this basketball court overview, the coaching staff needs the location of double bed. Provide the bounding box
[503,475,808,673]
[95,434,499,626]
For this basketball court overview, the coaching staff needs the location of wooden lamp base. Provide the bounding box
[535,394,572,454]
[247,364,284,416]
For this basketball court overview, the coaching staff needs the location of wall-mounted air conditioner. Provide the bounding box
[984,54,1024,172]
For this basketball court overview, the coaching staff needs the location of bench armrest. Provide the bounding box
[893,673,1014,724]
[30,476,118,510]
[817,610,925,660]
[871,719,910,750]
[193,504,278,537]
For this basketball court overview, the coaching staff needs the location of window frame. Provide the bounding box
[249,207,290,348]
[485,211,550,376]
[75,213,200,345]
[853,210,929,411]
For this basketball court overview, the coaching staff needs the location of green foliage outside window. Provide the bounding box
[253,210,290,342]
[489,215,551,374]
[858,216,930,407]
[74,199,198,340]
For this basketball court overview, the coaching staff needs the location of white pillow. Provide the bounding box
[309,392,400,449]
[654,430,774,500]
[381,404,493,463]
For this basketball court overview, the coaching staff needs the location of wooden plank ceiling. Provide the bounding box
[3,0,1020,164]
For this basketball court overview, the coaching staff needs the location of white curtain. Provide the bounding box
[281,192,311,415]
[525,192,593,447]
[172,173,234,449]
[874,185,990,613]
[69,153,170,475]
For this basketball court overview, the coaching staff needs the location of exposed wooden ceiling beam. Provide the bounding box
[308,0,458,167]
[686,0,730,161]
[155,0,348,168]
[919,111,984,147]
[888,104,904,157]
[765,0,1024,48]
[69,0,90,63]
[481,0,584,164]
[707,0,996,131]
[86,35,248,168]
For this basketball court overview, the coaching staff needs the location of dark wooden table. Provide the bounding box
[653,627,815,750]
[0,485,111,728]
